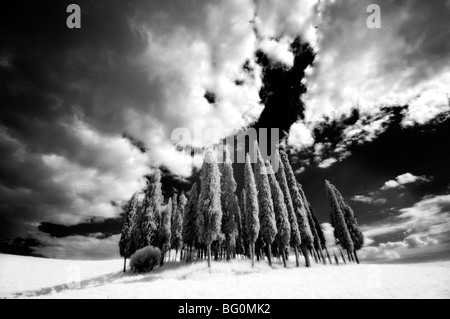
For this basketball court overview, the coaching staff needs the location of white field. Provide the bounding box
[0,253,449,299]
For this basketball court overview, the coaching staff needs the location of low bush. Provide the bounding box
[129,246,161,273]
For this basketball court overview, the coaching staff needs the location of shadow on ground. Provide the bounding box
[9,261,201,298]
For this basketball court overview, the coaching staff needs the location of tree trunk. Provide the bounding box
[175,248,178,261]
[339,248,346,264]
[301,245,311,268]
[180,248,183,261]
[294,246,300,267]
[123,257,127,273]
[318,249,326,265]
[325,247,332,264]
[207,243,212,268]
[168,249,171,261]
[334,251,339,265]
[266,241,273,267]
[312,249,319,264]
[281,247,287,267]
[353,249,360,264]
[251,243,255,268]
[160,244,166,266]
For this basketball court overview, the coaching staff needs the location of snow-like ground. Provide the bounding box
[1,253,449,299]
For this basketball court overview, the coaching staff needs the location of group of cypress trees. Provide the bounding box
[119,169,190,271]
[120,143,364,271]
[325,181,364,264]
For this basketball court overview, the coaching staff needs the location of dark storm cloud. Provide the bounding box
[0,0,154,240]
[291,109,450,261]
[0,0,270,259]
[38,218,122,238]
[0,237,44,258]
[294,109,450,225]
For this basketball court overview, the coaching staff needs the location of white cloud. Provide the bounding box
[287,121,315,151]
[402,86,450,127]
[259,37,294,66]
[318,157,337,169]
[404,234,439,248]
[359,244,405,261]
[359,194,450,261]
[301,0,450,124]
[352,195,386,205]
[254,0,319,47]
[321,223,337,250]
[382,173,430,190]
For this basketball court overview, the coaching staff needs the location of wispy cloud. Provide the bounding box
[381,173,430,190]
[359,194,450,261]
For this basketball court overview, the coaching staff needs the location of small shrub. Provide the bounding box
[129,246,161,273]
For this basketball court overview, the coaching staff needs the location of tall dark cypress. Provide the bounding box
[240,188,249,258]
[160,198,172,265]
[333,187,364,263]
[119,192,139,272]
[280,149,313,267]
[275,151,302,267]
[182,183,199,260]
[325,181,354,256]
[267,160,291,267]
[233,194,244,257]
[197,149,222,268]
[171,193,186,260]
[298,183,325,264]
[220,148,238,260]
[254,142,277,266]
[244,153,260,267]
[310,209,332,264]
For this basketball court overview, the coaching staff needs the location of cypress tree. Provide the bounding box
[119,192,139,272]
[254,142,277,266]
[148,169,163,246]
[132,189,155,249]
[160,198,172,265]
[266,160,291,267]
[133,171,163,250]
[333,188,364,263]
[233,194,244,257]
[298,183,326,264]
[240,188,249,258]
[197,149,222,268]
[280,149,313,267]
[275,151,302,267]
[325,181,354,256]
[182,183,199,261]
[311,210,332,264]
[171,193,178,232]
[244,153,260,267]
[129,197,146,250]
[171,193,186,261]
[220,148,238,260]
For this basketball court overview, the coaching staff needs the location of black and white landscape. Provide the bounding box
[0,0,449,299]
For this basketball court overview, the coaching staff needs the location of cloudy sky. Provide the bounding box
[1,0,449,261]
